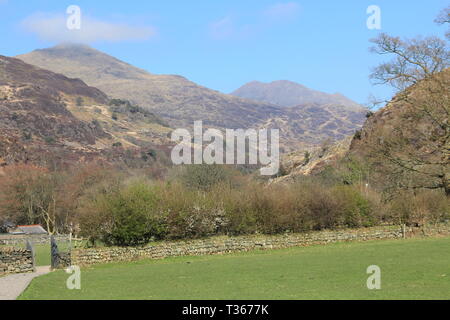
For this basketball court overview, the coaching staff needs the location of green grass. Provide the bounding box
[33,244,51,266]
[33,242,72,266]
[19,237,450,300]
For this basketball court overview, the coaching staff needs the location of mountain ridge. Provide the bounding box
[17,44,366,151]
[17,44,282,129]
[231,80,361,110]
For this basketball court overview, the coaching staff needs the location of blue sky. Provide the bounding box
[0,0,448,104]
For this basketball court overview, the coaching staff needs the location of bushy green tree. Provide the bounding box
[82,182,166,246]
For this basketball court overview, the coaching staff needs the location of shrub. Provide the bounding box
[388,190,450,226]
[301,183,340,230]
[76,97,84,107]
[159,183,228,239]
[71,164,447,246]
[141,149,157,161]
[79,181,166,246]
[22,130,32,140]
[366,111,374,118]
[44,136,56,144]
[180,164,232,191]
[229,184,279,234]
[104,183,166,246]
[223,194,258,235]
[304,151,311,165]
[331,186,376,227]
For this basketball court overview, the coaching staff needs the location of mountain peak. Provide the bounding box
[271,79,306,86]
[231,80,360,109]
[33,43,102,58]
[18,44,152,83]
[243,80,307,88]
[51,43,95,50]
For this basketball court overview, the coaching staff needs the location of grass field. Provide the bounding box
[33,244,51,266]
[19,236,450,300]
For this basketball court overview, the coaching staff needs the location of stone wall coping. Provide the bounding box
[0,247,31,253]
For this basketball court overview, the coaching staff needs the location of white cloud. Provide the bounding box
[209,16,235,39]
[21,13,156,44]
[209,16,254,40]
[209,2,300,40]
[263,2,301,21]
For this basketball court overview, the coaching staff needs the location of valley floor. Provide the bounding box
[19,236,450,300]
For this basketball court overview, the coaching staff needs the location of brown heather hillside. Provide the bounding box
[18,44,366,151]
[272,136,353,184]
[258,103,365,151]
[0,55,172,168]
[349,69,450,195]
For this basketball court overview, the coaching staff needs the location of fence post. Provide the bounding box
[50,235,59,269]
[402,224,406,239]
[69,222,73,252]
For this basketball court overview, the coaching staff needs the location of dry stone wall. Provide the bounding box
[72,225,412,266]
[0,247,34,274]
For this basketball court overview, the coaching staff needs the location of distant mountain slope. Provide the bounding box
[17,44,366,151]
[258,103,365,150]
[272,136,354,184]
[17,44,283,130]
[231,80,361,109]
[0,55,171,167]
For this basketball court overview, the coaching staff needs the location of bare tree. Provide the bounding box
[372,71,450,196]
[367,9,450,196]
[370,33,449,90]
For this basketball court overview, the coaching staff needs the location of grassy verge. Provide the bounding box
[19,236,450,300]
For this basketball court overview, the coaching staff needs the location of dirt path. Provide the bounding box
[0,266,51,300]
